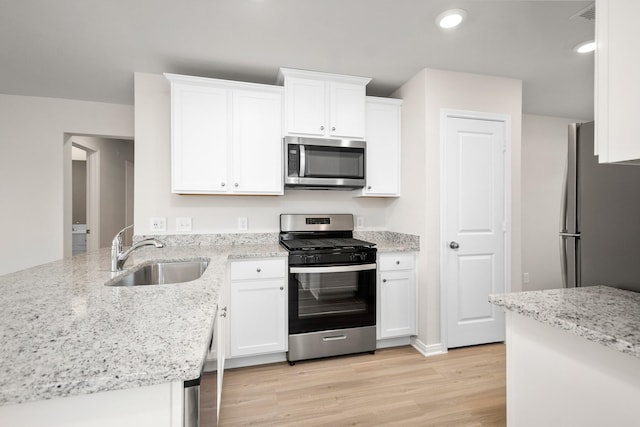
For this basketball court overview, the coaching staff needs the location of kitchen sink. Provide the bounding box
[105,259,209,287]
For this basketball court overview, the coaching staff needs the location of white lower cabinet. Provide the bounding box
[228,258,287,358]
[377,252,417,339]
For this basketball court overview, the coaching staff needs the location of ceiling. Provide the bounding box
[0,0,595,119]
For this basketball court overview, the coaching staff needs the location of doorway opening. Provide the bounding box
[64,135,134,257]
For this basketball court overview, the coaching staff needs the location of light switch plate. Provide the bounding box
[150,217,167,232]
[356,216,365,229]
[176,217,192,232]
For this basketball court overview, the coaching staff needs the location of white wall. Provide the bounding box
[521,114,580,291]
[133,72,391,235]
[388,68,522,349]
[0,94,133,275]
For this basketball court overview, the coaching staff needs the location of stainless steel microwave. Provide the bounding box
[284,136,366,190]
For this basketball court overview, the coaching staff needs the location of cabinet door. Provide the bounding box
[284,77,326,136]
[171,83,230,193]
[378,270,416,339]
[229,278,287,357]
[329,82,366,139]
[595,0,640,163]
[232,89,283,194]
[362,98,401,196]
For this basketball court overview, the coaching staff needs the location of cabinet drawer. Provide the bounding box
[379,253,415,271]
[230,258,286,281]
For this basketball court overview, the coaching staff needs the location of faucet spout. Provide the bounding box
[110,225,165,272]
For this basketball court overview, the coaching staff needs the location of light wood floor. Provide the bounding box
[202,343,505,426]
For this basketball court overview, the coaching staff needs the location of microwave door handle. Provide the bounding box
[299,145,306,178]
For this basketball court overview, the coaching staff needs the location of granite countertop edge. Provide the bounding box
[489,286,640,359]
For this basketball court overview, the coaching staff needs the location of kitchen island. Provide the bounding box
[490,286,640,427]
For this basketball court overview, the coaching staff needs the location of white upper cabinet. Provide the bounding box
[279,68,371,139]
[166,74,283,195]
[595,0,640,163]
[361,97,402,197]
[231,89,283,193]
[169,82,230,193]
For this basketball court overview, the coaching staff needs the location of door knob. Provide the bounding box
[449,241,460,249]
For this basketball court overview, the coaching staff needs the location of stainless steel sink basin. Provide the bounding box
[105,260,209,287]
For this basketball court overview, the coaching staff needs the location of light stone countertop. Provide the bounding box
[0,243,286,406]
[489,286,640,359]
[0,231,417,407]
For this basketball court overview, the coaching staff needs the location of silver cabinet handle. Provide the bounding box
[280,286,284,290]
[331,126,336,131]
[320,125,325,131]
[221,182,226,187]
[220,312,227,318]
[396,261,400,265]
[450,241,460,249]
[221,306,227,312]
[382,279,387,283]
[234,183,239,187]
[367,186,372,190]
[256,268,261,273]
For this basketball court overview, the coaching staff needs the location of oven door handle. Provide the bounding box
[290,263,377,274]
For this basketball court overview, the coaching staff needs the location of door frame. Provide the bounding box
[439,109,512,350]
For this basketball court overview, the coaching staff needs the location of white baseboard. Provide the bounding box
[224,352,287,369]
[411,337,447,357]
[376,336,411,349]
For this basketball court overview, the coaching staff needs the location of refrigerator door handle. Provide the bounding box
[560,235,568,288]
[560,124,580,289]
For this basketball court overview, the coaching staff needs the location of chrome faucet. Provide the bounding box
[111,225,165,272]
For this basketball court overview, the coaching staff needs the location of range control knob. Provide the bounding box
[304,255,320,264]
[350,253,367,262]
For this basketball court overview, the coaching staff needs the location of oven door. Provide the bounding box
[288,263,376,334]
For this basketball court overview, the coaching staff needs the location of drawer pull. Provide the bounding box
[322,335,347,342]
[256,268,261,273]
[396,261,400,265]
[382,279,387,283]
[280,286,284,291]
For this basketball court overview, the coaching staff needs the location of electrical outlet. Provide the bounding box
[176,217,192,232]
[237,217,248,231]
[523,272,530,284]
[356,216,365,229]
[150,217,166,232]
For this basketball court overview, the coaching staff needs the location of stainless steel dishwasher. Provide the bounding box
[183,375,201,427]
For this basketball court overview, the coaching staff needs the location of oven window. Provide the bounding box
[303,146,364,179]
[295,271,367,318]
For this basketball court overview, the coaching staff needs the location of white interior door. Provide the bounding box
[444,114,508,348]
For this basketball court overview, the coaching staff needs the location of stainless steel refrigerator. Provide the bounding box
[560,121,640,292]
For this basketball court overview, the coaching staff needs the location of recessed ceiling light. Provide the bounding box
[436,9,467,29]
[574,40,596,54]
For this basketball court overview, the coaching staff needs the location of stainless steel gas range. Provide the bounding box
[279,214,377,365]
